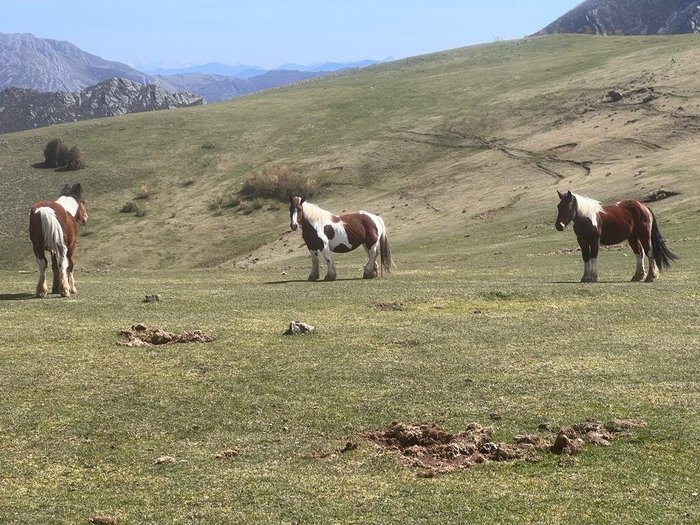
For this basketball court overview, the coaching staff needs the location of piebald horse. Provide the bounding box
[29,183,88,297]
[289,196,394,280]
[555,190,676,282]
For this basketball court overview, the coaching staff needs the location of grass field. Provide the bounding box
[1,34,699,524]
[1,238,698,524]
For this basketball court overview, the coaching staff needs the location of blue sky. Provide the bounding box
[3,1,582,69]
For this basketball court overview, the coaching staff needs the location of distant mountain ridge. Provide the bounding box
[154,70,324,103]
[0,32,153,91]
[0,78,203,134]
[537,0,700,35]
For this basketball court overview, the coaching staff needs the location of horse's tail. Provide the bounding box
[650,212,678,270]
[377,216,394,276]
[37,207,66,259]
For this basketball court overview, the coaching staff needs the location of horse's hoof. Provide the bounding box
[323,274,336,281]
[35,291,47,298]
[644,275,657,283]
[630,274,646,282]
[308,275,319,281]
[60,290,71,298]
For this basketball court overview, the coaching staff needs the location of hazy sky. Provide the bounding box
[3,0,582,69]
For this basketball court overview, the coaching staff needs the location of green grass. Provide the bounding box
[1,34,699,523]
[1,236,698,523]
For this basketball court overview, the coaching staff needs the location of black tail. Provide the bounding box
[651,215,678,270]
[379,232,394,276]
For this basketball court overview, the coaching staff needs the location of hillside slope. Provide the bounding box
[0,35,698,271]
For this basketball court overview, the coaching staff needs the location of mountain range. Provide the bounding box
[537,0,700,35]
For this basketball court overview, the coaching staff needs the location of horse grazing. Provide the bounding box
[29,183,88,297]
[289,196,394,281]
[555,190,677,282]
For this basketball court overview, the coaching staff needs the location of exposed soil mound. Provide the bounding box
[117,323,216,347]
[367,419,646,476]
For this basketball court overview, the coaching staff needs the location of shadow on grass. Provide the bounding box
[264,277,366,285]
[0,292,35,301]
[545,280,636,284]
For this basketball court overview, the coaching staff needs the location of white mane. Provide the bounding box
[56,195,79,217]
[301,201,334,225]
[572,192,604,226]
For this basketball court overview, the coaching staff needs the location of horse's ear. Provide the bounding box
[61,183,72,196]
[557,190,564,199]
[300,197,306,205]
[72,183,82,198]
[289,194,294,203]
[566,190,572,198]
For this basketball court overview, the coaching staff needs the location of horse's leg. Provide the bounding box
[578,238,593,282]
[589,240,600,282]
[35,255,48,298]
[308,250,320,281]
[363,244,379,279]
[322,245,336,281]
[55,251,71,297]
[628,238,646,282]
[51,253,60,294]
[67,252,77,294]
[642,231,659,283]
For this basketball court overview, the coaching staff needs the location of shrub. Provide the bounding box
[120,201,141,213]
[43,138,66,167]
[241,165,317,201]
[65,146,85,170]
[43,139,83,169]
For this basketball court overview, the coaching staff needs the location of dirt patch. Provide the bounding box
[642,189,680,203]
[117,324,216,347]
[374,301,406,311]
[366,419,645,476]
[550,143,578,154]
[90,517,118,525]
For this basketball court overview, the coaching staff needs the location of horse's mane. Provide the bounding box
[572,192,604,225]
[301,201,334,225]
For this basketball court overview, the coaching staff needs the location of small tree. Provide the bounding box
[43,138,66,167]
[65,146,85,170]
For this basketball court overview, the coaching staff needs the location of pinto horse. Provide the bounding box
[29,183,88,297]
[289,196,394,281]
[555,190,676,282]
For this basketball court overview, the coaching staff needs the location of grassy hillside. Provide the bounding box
[1,34,698,271]
[1,35,699,524]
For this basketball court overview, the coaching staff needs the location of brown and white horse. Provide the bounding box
[289,196,394,280]
[555,190,676,282]
[29,183,88,297]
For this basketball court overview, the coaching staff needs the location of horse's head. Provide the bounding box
[289,195,305,231]
[75,198,88,226]
[62,183,88,225]
[555,190,576,231]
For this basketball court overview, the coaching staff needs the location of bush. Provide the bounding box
[43,138,66,167]
[66,146,85,170]
[43,139,83,169]
[241,165,317,201]
[120,201,141,213]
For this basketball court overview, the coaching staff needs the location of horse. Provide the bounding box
[29,183,88,297]
[555,190,677,282]
[289,196,394,281]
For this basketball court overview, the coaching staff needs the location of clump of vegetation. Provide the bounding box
[43,138,68,168]
[66,146,85,170]
[134,184,156,200]
[120,202,141,214]
[42,138,85,170]
[241,165,318,201]
[209,192,242,215]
